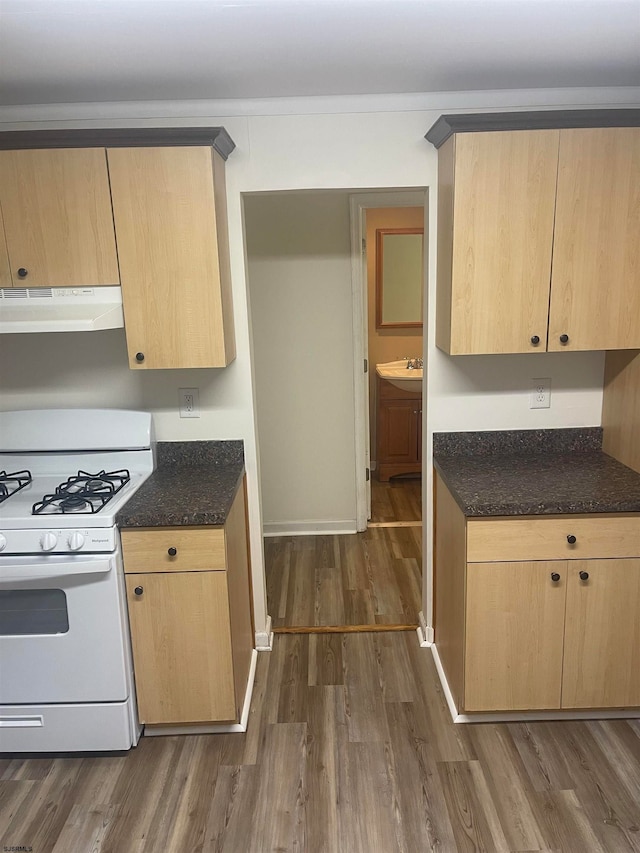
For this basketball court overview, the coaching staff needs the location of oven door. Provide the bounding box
[0,552,129,704]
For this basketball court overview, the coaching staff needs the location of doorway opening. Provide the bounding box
[243,188,427,634]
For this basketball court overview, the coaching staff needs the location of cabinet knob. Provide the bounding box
[168,547,177,557]
[530,335,540,346]
[17,267,28,278]
[550,572,561,582]
[567,534,577,545]
[134,586,144,596]
[579,570,589,581]
[559,334,569,344]
[135,352,145,363]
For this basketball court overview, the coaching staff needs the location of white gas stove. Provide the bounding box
[0,409,155,753]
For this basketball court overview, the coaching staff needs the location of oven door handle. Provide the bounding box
[0,559,113,582]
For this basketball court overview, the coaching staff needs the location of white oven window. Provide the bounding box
[0,589,69,635]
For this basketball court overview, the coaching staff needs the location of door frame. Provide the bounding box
[348,190,427,531]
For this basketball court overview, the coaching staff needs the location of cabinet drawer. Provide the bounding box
[467,515,640,563]
[121,527,226,573]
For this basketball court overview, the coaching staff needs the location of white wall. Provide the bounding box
[1,86,638,639]
[245,191,357,532]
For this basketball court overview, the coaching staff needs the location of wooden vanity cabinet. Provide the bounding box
[122,479,253,726]
[0,148,120,288]
[376,378,422,481]
[436,126,640,355]
[435,472,640,714]
[107,145,235,370]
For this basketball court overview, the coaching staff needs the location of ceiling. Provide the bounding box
[0,0,639,107]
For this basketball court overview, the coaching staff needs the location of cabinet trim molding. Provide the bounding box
[0,127,235,160]
[425,108,640,149]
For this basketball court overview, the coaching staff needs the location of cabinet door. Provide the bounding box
[108,146,235,369]
[562,559,640,709]
[549,128,640,351]
[464,561,567,711]
[378,399,420,463]
[225,479,254,720]
[0,206,11,289]
[446,130,559,354]
[125,571,236,724]
[0,149,119,287]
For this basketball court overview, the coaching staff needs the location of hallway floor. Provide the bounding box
[2,632,639,853]
[265,526,421,630]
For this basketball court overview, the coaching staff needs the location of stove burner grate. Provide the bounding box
[0,470,32,504]
[32,469,131,515]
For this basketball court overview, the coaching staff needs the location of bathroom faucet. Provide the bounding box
[406,357,423,370]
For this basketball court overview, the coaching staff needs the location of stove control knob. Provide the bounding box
[0,533,6,552]
[41,531,58,551]
[68,532,86,551]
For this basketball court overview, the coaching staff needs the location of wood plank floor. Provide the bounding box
[2,632,639,853]
[265,527,422,629]
[370,475,421,523]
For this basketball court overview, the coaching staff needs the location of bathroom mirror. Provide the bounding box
[375,228,424,329]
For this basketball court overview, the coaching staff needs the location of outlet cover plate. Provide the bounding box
[179,387,200,418]
[530,378,551,409]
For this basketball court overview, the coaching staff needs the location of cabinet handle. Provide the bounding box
[17,268,28,278]
[550,572,561,582]
[567,534,577,545]
[559,334,569,344]
[579,570,589,581]
[168,547,177,557]
[134,586,144,596]
[135,352,145,363]
[530,335,540,346]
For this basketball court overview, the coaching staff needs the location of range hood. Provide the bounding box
[0,286,124,333]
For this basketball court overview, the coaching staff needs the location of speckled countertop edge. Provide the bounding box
[116,440,245,528]
[433,428,640,517]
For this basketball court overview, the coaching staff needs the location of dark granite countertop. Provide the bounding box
[116,440,244,528]
[434,429,640,517]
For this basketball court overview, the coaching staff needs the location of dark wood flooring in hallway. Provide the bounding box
[265,526,422,630]
[2,632,639,853]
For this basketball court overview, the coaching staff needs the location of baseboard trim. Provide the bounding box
[263,520,357,537]
[274,623,417,634]
[416,611,433,646]
[255,615,274,651]
[431,643,640,724]
[143,648,259,736]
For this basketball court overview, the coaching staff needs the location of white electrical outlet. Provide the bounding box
[530,378,551,409]
[179,387,200,418]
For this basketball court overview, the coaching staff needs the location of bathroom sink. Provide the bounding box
[376,360,423,392]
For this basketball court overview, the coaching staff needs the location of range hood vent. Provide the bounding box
[0,286,124,333]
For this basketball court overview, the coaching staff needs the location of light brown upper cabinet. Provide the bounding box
[435,124,640,355]
[0,206,12,289]
[0,148,119,288]
[549,128,640,351]
[108,146,236,369]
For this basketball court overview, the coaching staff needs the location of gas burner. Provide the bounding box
[32,469,131,516]
[0,470,32,504]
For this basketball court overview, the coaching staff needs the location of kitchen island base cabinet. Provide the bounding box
[122,478,253,728]
[434,471,640,717]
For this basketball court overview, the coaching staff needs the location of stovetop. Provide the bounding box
[0,409,155,554]
[0,468,148,529]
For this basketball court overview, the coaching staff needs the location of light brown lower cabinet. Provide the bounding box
[122,479,253,726]
[435,471,640,714]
